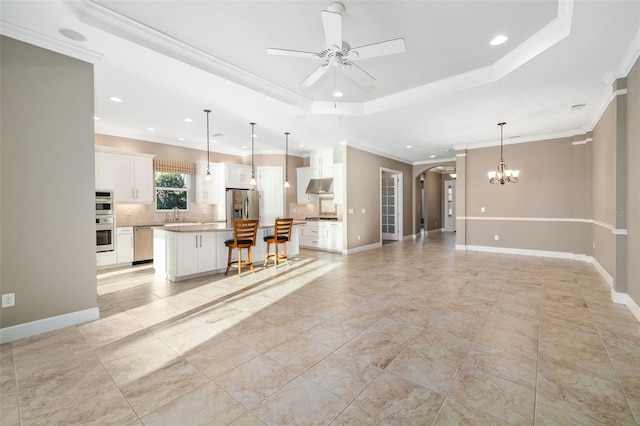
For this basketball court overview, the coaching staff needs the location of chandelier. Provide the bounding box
[488,122,519,185]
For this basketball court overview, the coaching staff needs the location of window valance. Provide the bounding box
[153,159,194,175]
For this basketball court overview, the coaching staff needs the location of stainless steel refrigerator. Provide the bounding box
[226,189,260,227]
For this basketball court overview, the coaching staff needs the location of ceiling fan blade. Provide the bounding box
[350,38,405,60]
[349,62,376,81]
[300,65,329,86]
[321,10,342,49]
[267,48,322,59]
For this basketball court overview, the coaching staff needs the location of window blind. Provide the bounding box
[153,159,194,175]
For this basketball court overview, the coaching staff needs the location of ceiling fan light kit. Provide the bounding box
[267,2,406,90]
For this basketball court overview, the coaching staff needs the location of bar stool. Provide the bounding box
[263,218,294,268]
[224,219,259,276]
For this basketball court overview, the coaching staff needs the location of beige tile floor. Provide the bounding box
[2,232,640,425]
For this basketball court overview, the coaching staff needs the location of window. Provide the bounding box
[155,172,190,210]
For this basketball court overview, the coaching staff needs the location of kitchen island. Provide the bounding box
[153,221,303,281]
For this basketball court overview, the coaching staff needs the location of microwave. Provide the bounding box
[96,190,113,215]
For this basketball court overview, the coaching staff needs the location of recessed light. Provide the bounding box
[93,116,100,120]
[430,155,436,158]
[59,28,86,42]
[241,145,248,149]
[178,137,185,141]
[147,127,155,131]
[252,134,258,138]
[299,144,305,148]
[109,96,123,103]
[332,90,343,98]
[406,145,412,149]
[211,139,218,143]
[490,35,508,46]
[184,118,193,123]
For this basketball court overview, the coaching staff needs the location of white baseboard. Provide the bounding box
[462,245,575,259]
[0,307,99,344]
[404,234,419,241]
[345,241,382,255]
[625,295,640,322]
[591,257,614,286]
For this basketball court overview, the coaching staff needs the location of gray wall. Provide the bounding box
[459,136,590,255]
[424,170,443,231]
[1,37,97,328]
[345,146,413,248]
[626,58,640,306]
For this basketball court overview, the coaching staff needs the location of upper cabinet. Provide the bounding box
[224,163,253,189]
[95,151,114,190]
[333,163,344,204]
[310,148,333,169]
[195,161,222,204]
[113,153,154,203]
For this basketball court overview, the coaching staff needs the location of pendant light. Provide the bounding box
[204,109,213,182]
[249,122,257,186]
[284,132,290,188]
[488,122,519,185]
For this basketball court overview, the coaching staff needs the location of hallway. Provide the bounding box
[2,233,639,424]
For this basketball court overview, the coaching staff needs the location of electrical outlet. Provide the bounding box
[593,242,596,249]
[494,235,499,241]
[481,207,485,213]
[126,209,132,216]
[2,293,15,308]
[357,235,361,241]
[348,209,354,214]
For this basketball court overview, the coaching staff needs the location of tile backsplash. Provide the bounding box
[115,202,222,227]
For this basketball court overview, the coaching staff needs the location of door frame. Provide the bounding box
[380,167,403,241]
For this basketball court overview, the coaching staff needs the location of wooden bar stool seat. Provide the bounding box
[224,219,259,276]
[263,218,294,268]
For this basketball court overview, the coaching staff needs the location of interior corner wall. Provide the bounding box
[0,37,97,331]
[591,95,619,282]
[345,146,413,249]
[625,56,640,307]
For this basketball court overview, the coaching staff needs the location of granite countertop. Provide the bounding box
[153,221,306,233]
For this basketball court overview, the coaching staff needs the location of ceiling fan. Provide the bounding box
[267,2,406,86]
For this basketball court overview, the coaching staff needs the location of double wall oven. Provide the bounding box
[96,190,115,252]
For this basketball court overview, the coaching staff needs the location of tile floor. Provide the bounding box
[2,232,640,425]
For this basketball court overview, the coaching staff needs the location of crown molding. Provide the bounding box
[69,0,573,117]
[0,20,104,63]
[343,141,414,165]
[413,157,456,166]
[69,0,312,111]
[453,129,582,151]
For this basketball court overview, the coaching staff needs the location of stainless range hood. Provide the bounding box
[305,177,334,194]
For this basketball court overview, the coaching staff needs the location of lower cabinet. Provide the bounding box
[155,225,303,281]
[300,222,343,252]
[116,227,134,264]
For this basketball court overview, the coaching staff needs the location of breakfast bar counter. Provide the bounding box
[153,222,303,281]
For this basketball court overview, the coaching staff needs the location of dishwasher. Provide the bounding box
[134,226,154,264]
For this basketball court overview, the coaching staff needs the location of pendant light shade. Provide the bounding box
[249,122,257,186]
[204,109,213,182]
[284,132,290,188]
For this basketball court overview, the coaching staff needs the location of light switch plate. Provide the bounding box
[481,207,485,213]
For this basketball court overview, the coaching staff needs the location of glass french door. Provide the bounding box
[381,172,398,240]
[444,180,456,231]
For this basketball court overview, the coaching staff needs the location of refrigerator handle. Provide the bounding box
[245,196,249,219]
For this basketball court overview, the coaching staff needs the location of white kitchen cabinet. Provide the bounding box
[332,163,344,204]
[113,153,154,203]
[300,221,343,252]
[174,232,217,278]
[225,163,253,189]
[95,151,114,190]
[195,162,222,204]
[96,251,117,268]
[116,227,134,264]
[296,167,318,204]
[310,149,333,169]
